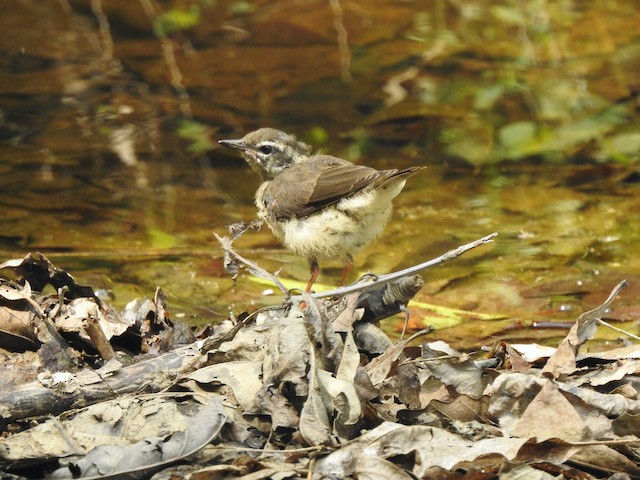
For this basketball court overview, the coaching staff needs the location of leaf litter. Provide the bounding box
[0,246,639,479]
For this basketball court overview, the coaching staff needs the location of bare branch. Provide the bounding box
[297,232,498,300]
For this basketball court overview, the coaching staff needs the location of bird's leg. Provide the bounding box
[340,254,353,286]
[305,258,320,292]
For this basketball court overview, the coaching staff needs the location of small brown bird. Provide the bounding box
[219,128,423,292]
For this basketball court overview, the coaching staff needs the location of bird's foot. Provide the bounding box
[355,272,379,283]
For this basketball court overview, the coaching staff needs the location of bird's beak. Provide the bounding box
[218,139,248,151]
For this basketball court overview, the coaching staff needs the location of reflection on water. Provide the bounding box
[1,0,639,348]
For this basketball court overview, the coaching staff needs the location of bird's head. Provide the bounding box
[219,128,311,180]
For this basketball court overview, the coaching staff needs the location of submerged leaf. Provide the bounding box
[153,6,201,37]
[176,119,215,153]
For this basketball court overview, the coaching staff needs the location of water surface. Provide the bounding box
[1,0,639,348]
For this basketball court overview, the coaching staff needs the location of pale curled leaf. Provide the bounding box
[2,396,182,462]
[567,359,640,388]
[365,328,432,386]
[299,382,333,446]
[318,369,361,426]
[510,343,557,363]
[488,372,545,434]
[186,361,262,410]
[0,252,99,302]
[314,422,530,477]
[41,397,227,479]
[0,281,43,348]
[421,343,484,399]
[331,292,363,332]
[336,329,359,383]
[56,297,129,340]
[557,382,640,418]
[262,305,310,387]
[0,282,34,304]
[542,280,628,378]
[353,456,414,480]
[499,464,557,480]
[299,326,334,446]
[565,444,640,477]
[248,306,312,430]
[248,383,300,431]
[300,291,342,368]
[577,344,640,361]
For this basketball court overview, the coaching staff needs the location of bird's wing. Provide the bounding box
[263,155,395,220]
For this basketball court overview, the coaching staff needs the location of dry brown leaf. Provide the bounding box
[365,328,430,386]
[331,292,363,332]
[1,396,225,467]
[48,397,227,478]
[503,343,532,372]
[318,369,362,440]
[353,321,393,355]
[214,320,273,363]
[577,360,640,387]
[419,384,451,407]
[352,456,414,480]
[499,464,557,480]
[56,297,129,340]
[488,372,544,433]
[314,422,529,477]
[510,343,557,363]
[569,444,640,477]
[262,306,311,392]
[336,329,359,383]
[421,343,484,399]
[185,360,263,410]
[511,380,589,441]
[558,382,640,417]
[431,394,484,423]
[612,411,640,436]
[578,345,640,361]
[299,378,333,446]
[513,437,582,465]
[299,334,334,446]
[542,280,627,378]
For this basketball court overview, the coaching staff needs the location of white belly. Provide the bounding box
[257,180,406,262]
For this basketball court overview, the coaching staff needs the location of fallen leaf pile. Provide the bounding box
[1,254,639,479]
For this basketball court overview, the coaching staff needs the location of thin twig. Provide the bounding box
[207,444,327,454]
[50,415,82,456]
[296,232,498,300]
[597,318,640,342]
[308,456,316,480]
[214,233,290,297]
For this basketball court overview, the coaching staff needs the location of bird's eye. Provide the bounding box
[258,145,273,154]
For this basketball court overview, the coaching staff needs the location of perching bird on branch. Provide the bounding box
[219,128,423,292]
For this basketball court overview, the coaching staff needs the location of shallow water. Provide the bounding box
[1,0,639,348]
